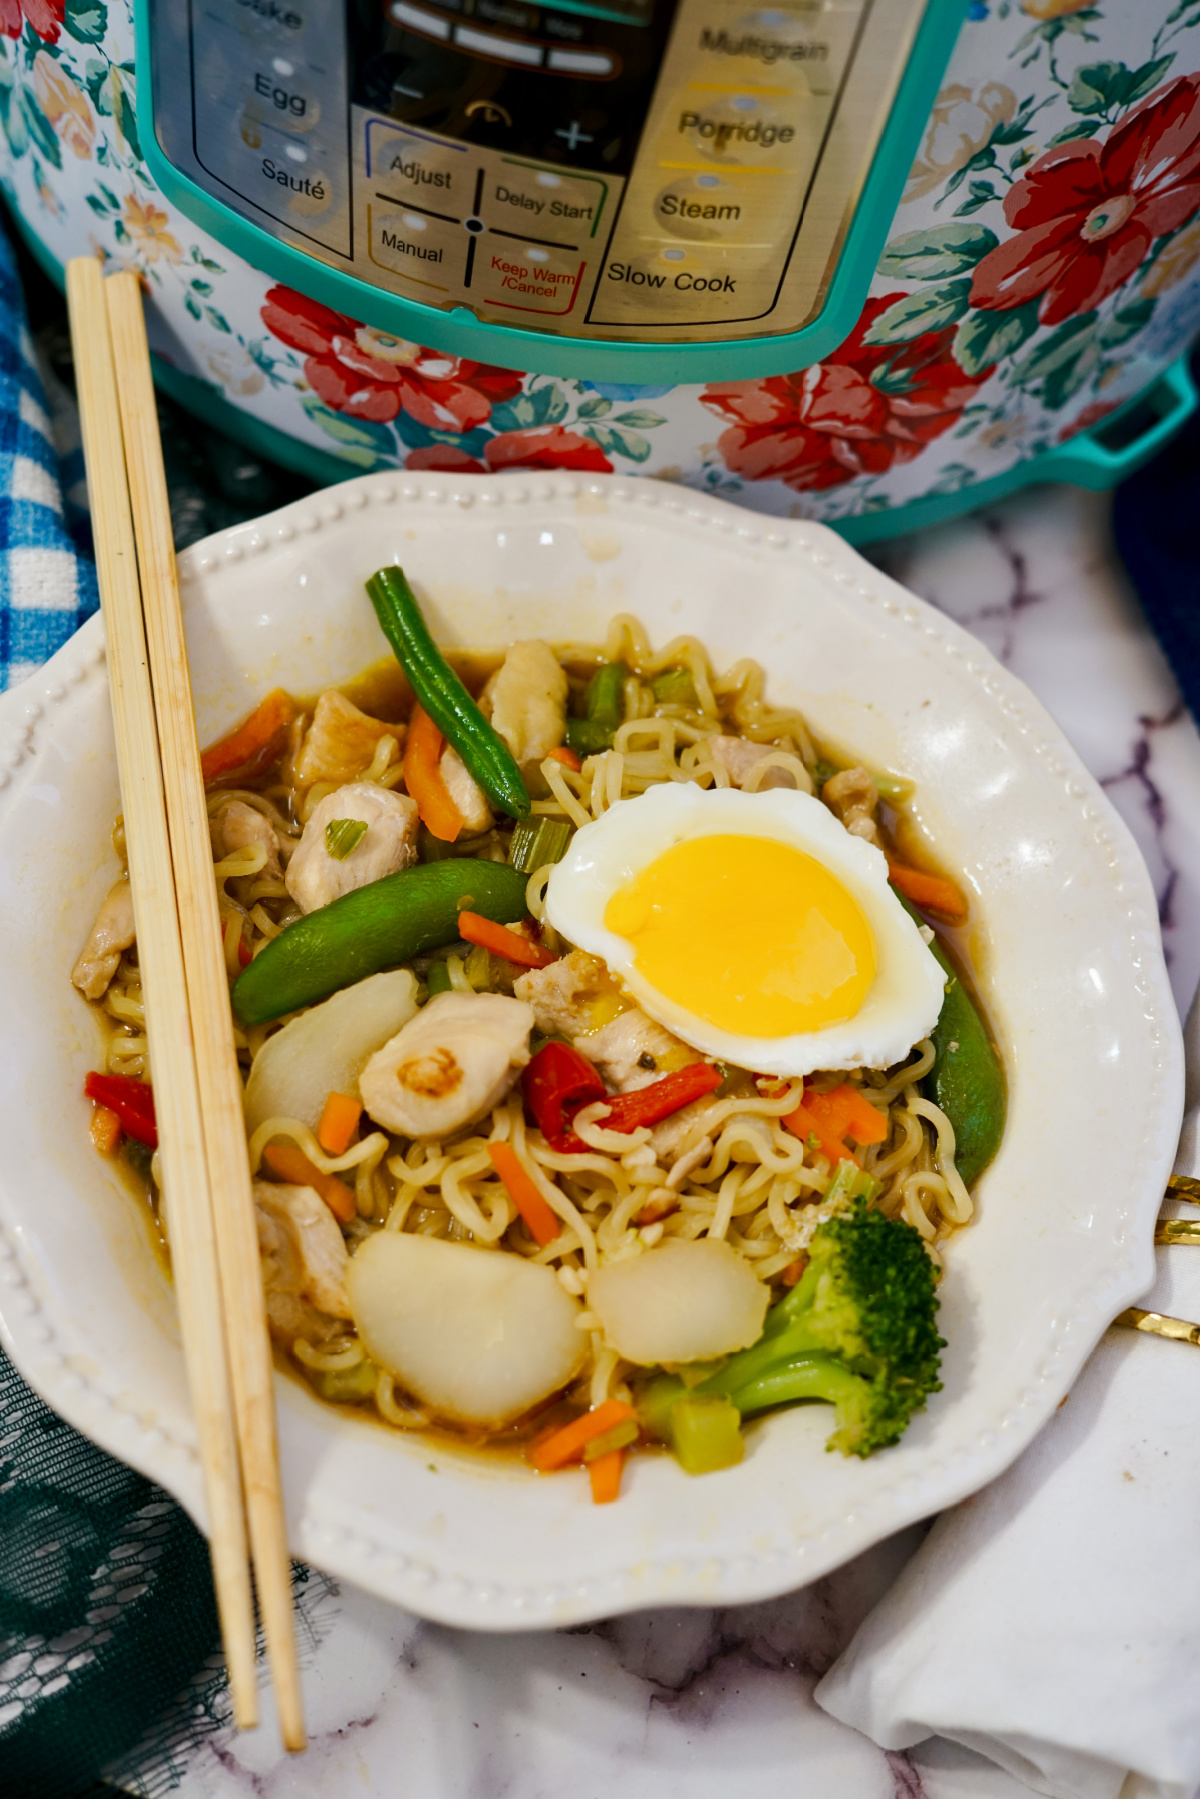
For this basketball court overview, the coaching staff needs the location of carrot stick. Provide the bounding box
[887,860,967,920]
[588,1448,625,1505]
[402,703,464,843]
[318,1091,362,1157]
[458,911,557,969]
[834,1084,889,1146]
[89,1103,122,1156]
[262,1142,356,1224]
[546,745,582,772]
[781,1099,857,1169]
[488,1141,561,1247]
[200,688,293,788]
[529,1399,637,1472]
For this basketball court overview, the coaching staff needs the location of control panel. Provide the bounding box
[150,0,932,344]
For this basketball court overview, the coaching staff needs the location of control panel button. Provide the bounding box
[365,119,474,212]
[475,241,588,314]
[369,203,457,291]
[667,90,813,168]
[590,242,753,326]
[223,0,309,43]
[245,66,322,133]
[653,171,753,242]
[480,160,611,240]
[690,3,862,95]
[454,22,544,65]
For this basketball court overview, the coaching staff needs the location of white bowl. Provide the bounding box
[0,472,1182,1630]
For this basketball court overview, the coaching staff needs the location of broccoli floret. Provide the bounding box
[637,1199,945,1460]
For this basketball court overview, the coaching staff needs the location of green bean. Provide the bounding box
[231,859,529,1024]
[365,566,530,818]
[426,961,453,996]
[565,660,627,756]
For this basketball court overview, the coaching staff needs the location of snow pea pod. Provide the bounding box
[366,566,530,818]
[921,927,1006,1188]
[894,892,1005,1186]
[232,860,529,1025]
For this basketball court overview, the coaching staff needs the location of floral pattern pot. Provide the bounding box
[3,0,1200,528]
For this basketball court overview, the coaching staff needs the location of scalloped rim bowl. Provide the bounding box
[0,472,1182,1630]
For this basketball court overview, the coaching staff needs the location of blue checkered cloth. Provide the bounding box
[0,229,97,692]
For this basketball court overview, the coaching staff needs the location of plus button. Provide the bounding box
[555,120,594,151]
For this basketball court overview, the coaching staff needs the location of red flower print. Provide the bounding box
[970,76,1200,327]
[405,429,614,474]
[0,0,63,41]
[1056,398,1120,441]
[261,287,524,431]
[483,426,613,473]
[702,296,988,493]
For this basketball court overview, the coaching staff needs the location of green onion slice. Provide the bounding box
[325,818,369,861]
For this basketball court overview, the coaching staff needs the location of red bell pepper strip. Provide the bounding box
[83,1072,157,1148]
[522,1041,606,1152]
[600,1062,722,1134]
[523,1044,722,1153]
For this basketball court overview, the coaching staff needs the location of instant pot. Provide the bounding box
[5,0,1200,538]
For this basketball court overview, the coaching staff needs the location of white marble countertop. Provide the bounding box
[108,484,1200,1799]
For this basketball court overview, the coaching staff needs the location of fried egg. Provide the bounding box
[544,783,946,1077]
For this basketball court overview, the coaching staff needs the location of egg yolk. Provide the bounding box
[604,834,876,1038]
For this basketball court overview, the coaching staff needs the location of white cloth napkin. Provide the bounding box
[815,994,1200,1799]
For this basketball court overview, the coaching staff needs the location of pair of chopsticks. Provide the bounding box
[65,258,304,1748]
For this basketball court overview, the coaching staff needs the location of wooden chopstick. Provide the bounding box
[100,270,306,1751]
[65,258,260,1729]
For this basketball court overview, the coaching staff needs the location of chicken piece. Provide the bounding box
[648,1071,760,1163]
[253,1179,352,1345]
[210,797,282,881]
[480,641,568,769]
[513,948,624,1040]
[286,783,419,915]
[709,735,805,793]
[293,689,404,788]
[72,877,136,1001]
[359,991,534,1139]
[822,766,881,846]
[439,742,494,835]
[582,1008,700,1093]
[514,950,697,1090]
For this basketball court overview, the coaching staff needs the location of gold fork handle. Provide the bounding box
[1156,1219,1200,1244]
[1115,1306,1200,1346]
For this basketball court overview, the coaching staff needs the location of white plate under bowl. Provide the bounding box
[0,473,1182,1630]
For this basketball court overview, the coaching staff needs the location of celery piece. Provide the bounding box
[325,818,368,861]
[464,943,490,990]
[426,961,453,997]
[650,666,697,707]
[824,1160,861,1208]
[668,1395,744,1474]
[312,1357,378,1404]
[582,1418,640,1462]
[509,816,571,876]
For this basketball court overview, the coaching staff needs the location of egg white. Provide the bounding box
[544,783,947,1077]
